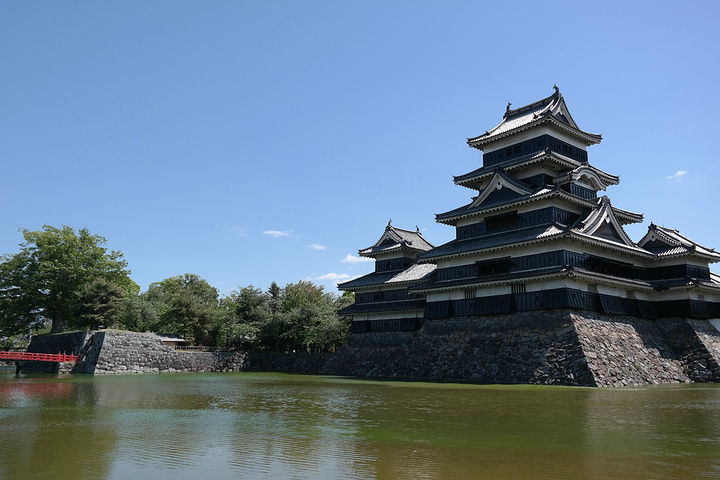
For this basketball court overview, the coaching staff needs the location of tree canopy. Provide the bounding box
[118,277,354,352]
[139,274,220,345]
[219,281,354,352]
[0,225,138,334]
[0,225,354,354]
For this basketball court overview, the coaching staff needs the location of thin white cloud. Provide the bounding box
[232,226,250,237]
[215,224,250,237]
[264,230,291,238]
[667,170,688,181]
[307,243,327,251]
[316,272,353,281]
[342,253,373,264]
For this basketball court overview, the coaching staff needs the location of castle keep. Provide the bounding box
[332,88,720,386]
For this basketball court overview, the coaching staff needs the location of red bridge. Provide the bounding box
[0,351,79,363]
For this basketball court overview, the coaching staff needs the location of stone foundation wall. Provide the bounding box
[689,320,720,381]
[321,310,594,385]
[245,352,333,373]
[655,319,720,382]
[19,312,720,386]
[571,313,686,387]
[24,330,246,375]
[321,310,720,387]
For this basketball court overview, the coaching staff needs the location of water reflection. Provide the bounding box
[1,368,719,480]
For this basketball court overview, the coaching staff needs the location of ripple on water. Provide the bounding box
[1,374,719,480]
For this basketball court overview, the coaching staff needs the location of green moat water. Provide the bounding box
[1,366,719,479]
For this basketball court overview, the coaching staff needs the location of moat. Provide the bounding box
[1,367,719,479]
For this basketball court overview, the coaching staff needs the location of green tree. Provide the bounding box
[0,225,138,335]
[256,281,352,353]
[118,294,161,332]
[267,281,281,313]
[75,277,127,330]
[142,274,220,345]
[217,285,270,350]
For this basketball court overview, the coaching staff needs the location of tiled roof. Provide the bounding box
[435,186,595,224]
[637,224,720,261]
[467,87,601,149]
[454,150,581,187]
[413,264,661,293]
[649,277,720,291]
[574,196,636,247]
[411,265,569,292]
[568,230,655,256]
[553,164,620,191]
[608,205,644,225]
[337,263,437,290]
[420,224,567,260]
[358,222,434,257]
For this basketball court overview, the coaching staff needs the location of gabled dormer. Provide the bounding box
[553,164,620,200]
[358,221,434,273]
[573,196,637,247]
[638,224,720,262]
[467,169,534,210]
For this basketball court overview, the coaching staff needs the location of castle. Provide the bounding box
[331,87,720,386]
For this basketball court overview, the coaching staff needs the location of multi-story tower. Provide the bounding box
[415,86,720,320]
[340,87,720,330]
[338,222,435,333]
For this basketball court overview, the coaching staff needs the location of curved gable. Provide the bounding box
[575,196,635,247]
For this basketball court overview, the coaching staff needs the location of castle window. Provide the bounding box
[512,284,526,294]
[485,212,518,233]
[464,289,477,299]
[477,257,512,277]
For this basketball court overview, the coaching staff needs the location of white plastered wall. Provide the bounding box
[483,126,588,154]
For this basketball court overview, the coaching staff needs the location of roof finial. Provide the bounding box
[416,225,420,233]
[387,219,392,229]
[506,101,511,113]
[553,84,560,95]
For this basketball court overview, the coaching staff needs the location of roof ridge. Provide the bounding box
[503,85,560,118]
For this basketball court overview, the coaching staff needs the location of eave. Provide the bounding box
[651,277,720,292]
[419,225,569,263]
[609,205,644,226]
[553,164,620,192]
[411,267,654,294]
[454,150,582,190]
[567,231,655,258]
[435,187,597,226]
[358,244,428,258]
[467,115,602,150]
[637,223,720,263]
[644,249,720,264]
[337,264,437,290]
[358,223,434,258]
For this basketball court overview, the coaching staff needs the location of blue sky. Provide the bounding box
[2,1,719,295]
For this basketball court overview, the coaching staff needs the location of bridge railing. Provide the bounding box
[0,351,79,362]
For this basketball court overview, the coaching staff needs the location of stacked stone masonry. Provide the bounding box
[321,310,720,387]
[18,313,720,387]
[23,330,247,375]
